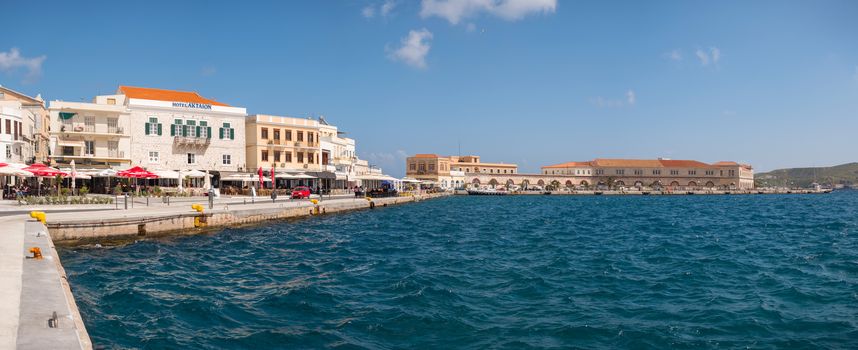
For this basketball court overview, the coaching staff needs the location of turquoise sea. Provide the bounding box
[59,192,858,349]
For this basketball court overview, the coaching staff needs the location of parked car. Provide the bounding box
[291,186,311,199]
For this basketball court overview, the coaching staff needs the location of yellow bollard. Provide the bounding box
[310,199,319,205]
[28,247,43,259]
[191,204,204,213]
[191,204,206,227]
[29,211,46,224]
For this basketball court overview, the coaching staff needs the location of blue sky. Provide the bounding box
[3,0,858,177]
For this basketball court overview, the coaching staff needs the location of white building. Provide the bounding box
[318,116,358,189]
[111,86,247,176]
[0,100,25,163]
[48,100,132,168]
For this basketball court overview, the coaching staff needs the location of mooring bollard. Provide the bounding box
[146,196,149,207]
[124,194,128,210]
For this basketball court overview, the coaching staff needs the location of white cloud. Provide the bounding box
[591,90,636,108]
[420,0,557,25]
[387,28,433,69]
[364,0,396,18]
[695,47,721,66]
[0,48,46,83]
[664,49,682,61]
[695,49,710,66]
[710,47,721,64]
[380,0,397,16]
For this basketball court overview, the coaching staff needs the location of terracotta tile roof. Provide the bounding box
[593,159,664,168]
[712,161,739,166]
[542,161,592,169]
[658,159,713,168]
[118,86,230,106]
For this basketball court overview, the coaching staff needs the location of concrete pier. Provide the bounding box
[47,193,450,244]
[0,216,92,349]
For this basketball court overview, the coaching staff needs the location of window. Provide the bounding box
[285,152,292,162]
[273,129,280,140]
[199,121,210,139]
[615,169,625,175]
[308,132,314,144]
[297,152,304,163]
[149,151,159,163]
[634,169,643,175]
[670,170,679,175]
[308,152,315,164]
[297,131,304,142]
[285,129,292,141]
[5,145,10,158]
[4,120,9,134]
[705,170,715,176]
[108,141,119,157]
[595,169,604,175]
[84,116,95,132]
[219,122,235,140]
[688,170,697,175]
[419,163,425,172]
[410,163,416,171]
[145,117,162,136]
[429,164,435,171]
[108,118,118,133]
[261,150,268,161]
[222,154,231,165]
[107,98,116,105]
[84,140,94,155]
[187,153,196,164]
[171,119,183,136]
[274,151,281,162]
[653,169,661,175]
[186,120,197,137]
[261,127,269,139]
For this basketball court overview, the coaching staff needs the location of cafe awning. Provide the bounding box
[306,171,336,179]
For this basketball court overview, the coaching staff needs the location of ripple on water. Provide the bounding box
[59,192,858,349]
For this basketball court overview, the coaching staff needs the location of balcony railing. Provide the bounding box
[174,136,211,146]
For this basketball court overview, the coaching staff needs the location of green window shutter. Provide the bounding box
[182,125,188,137]
[219,127,224,139]
[196,126,201,137]
[200,121,207,126]
[170,124,176,136]
[157,123,163,136]
[174,119,182,125]
[144,123,150,135]
[206,127,212,139]
[229,129,234,140]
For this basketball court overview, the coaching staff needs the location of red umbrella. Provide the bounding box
[117,166,159,179]
[258,167,264,189]
[270,166,275,190]
[0,162,7,167]
[22,163,68,177]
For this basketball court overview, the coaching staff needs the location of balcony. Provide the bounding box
[56,124,127,138]
[174,136,210,146]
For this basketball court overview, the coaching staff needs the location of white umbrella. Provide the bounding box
[70,160,76,193]
[181,169,207,178]
[204,169,211,191]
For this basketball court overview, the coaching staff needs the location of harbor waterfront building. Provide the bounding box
[541,158,754,189]
[245,114,324,175]
[1,85,50,165]
[405,154,518,189]
[48,99,132,168]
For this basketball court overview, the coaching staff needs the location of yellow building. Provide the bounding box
[405,154,518,189]
[245,114,323,174]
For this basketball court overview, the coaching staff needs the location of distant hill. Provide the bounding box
[755,162,858,188]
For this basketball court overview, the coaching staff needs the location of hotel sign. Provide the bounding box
[172,102,212,110]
